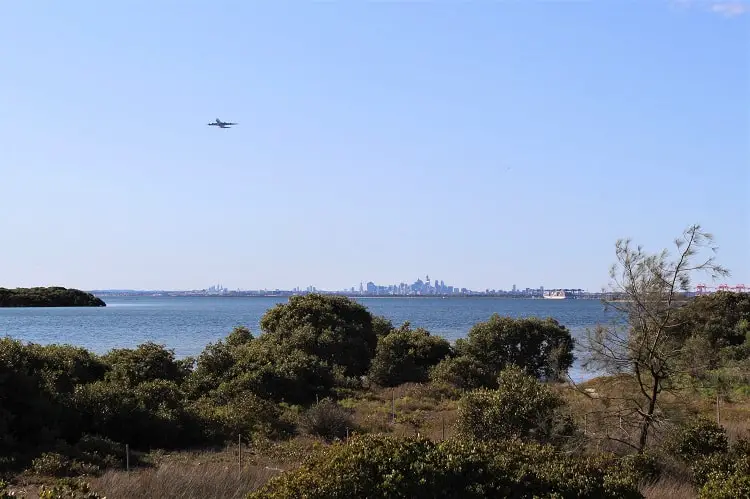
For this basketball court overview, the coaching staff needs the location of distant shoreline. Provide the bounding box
[0,287,106,308]
[90,292,613,301]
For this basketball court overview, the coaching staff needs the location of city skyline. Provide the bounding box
[89,274,749,297]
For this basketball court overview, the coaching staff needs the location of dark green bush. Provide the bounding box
[429,355,494,390]
[102,342,191,387]
[698,456,750,498]
[457,314,575,381]
[38,478,104,499]
[299,399,355,442]
[617,452,662,485]
[260,294,377,377]
[368,323,451,387]
[218,340,336,405]
[455,365,578,447]
[248,434,643,498]
[691,434,750,488]
[29,452,99,478]
[190,392,288,442]
[667,417,728,463]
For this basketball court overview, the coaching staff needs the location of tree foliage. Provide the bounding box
[368,322,452,387]
[455,365,578,447]
[429,314,575,390]
[260,294,378,377]
[582,224,729,452]
[429,355,494,390]
[249,434,643,499]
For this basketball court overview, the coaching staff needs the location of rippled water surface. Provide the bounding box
[0,296,619,380]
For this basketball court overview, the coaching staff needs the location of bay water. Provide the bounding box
[0,296,617,381]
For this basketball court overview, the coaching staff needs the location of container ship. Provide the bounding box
[543,290,569,299]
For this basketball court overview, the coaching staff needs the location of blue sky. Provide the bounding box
[1,1,748,292]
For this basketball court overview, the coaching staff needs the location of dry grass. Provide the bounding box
[91,461,281,499]
[641,477,698,499]
[339,382,460,441]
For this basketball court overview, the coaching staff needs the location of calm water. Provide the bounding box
[0,296,616,380]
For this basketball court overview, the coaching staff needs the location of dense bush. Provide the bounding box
[260,294,378,377]
[455,365,578,447]
[219,339,336,405]
[429,355,494,390]
[38,478,104,499]
[690,433,750,487]
[697,454,750,498]
[368,323,452,387]
[456,314,575,381]
[102,342,192,387]
[249,434,643,498]
[299,399,355,442]
[429,314,575,390]
[674,292,750,372]
[666,417,728,463]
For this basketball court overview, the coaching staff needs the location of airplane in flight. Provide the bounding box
[207,118,238,129]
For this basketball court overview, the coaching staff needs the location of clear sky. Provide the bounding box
[1,0,748,292]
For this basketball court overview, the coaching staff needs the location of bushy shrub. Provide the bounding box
[29,452,99,478]
[455,365,578,447]
[691,433,750,487]
[617,452,662,485]
[190,392,289,443]
[249,434,643,498]
[0,480,11,499]
[38,478,103,499]
[219,340,336,405]
[368,324,451,387]
[299,399,354,442]
[699,475,750,499]
[667,417,728,463]
[372,315,394,338]
[260,294,378,377]
[429,356,493,390]
[102,342,191,387]
[457,314,575,381]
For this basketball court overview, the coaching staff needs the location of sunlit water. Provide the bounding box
[0,296,620,381]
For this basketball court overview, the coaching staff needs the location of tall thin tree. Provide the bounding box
[582,224,729,452]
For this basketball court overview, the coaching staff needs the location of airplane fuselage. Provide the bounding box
[208,118,237,128]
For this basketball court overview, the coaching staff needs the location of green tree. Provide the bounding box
[368,323,452,387]
[186,326,254,397]
[102,342,191,387]
[582,224,729,453]
[260,294,378,376]
[442,315,574,386]
[214,337,335,405]
[672,291,750,374]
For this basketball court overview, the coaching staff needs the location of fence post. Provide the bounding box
[391,388,396,423]
[238,434,242,477]
[125,444,130,472]
[716,394,721,425]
